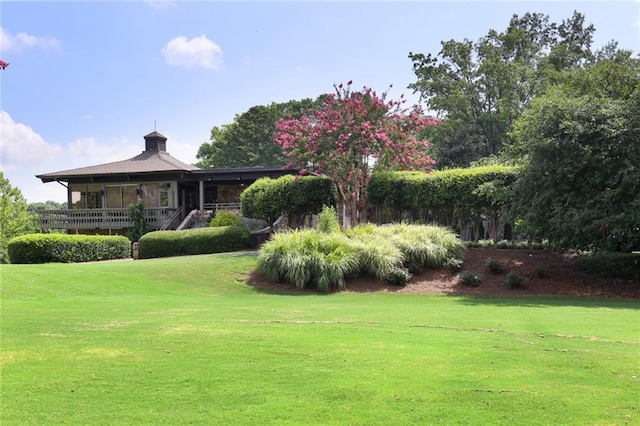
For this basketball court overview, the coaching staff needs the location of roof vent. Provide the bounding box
[143,131,167,152]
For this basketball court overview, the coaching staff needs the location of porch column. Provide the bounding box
[199,181,204,210]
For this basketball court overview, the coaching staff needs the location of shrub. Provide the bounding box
[127,202,146,242]
[459,271,481,287]
[139,226,250,259]
[384,267,412,286]
[535,266,547,279]
[505,272,525,289]
[486,259,505,274]
[444,257,464,272]
[317,205,341,234]
[7,234,131,264]
[210,211,242,227]
[575,252,639,279]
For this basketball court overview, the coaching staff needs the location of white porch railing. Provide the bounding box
[203,202,241,212]
[37,208,180,231]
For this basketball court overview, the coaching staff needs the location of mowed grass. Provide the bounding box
[2,253,639,425]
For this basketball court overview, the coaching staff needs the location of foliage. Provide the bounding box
[138,226,250,259]
[409,11,597,167]
[505,272,525,289]
[259,223,464,292]
[274,81,438,227]
[511,51,640,251]
[575,252,639,280]
[384,267,412,286]
[443,257,464,272]
[7,234,130,264]
[317,205,341,234]
[196,99,323,168]
[459,270,481,287]
[28,200,67,212]
[210,210,242,227]
[485,259,505,274]
[535,266,548,279]
[240,175,338,227]
[0,172,39,263]
[368,165,517,240]
[126,202,146,242]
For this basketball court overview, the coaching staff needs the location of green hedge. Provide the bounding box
[241,175,338,226]
[7,234,131,264]
[575,252,640,279]
[138,226,250,259]
[368,166,518,239]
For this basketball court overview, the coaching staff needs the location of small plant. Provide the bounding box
[210,211,241,227]
[384,267,412,286]
[505,272,525,289]
[443,257,464,272]
[486,258,505,274]
[317,205,341,233]
[127,202,147,242]
[459,270,481,287]
[535,266,547,279]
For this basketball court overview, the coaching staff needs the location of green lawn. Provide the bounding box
[2,253,639,425]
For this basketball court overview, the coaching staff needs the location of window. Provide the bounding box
[70,184,103,209]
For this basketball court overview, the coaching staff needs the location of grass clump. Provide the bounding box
[260,223,465,291]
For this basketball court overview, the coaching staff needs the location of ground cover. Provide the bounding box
[2,253,639,425]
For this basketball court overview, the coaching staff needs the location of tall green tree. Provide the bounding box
[511,51,640,252]
[0,172,39,263]
[196,98,323,168]
[409,11,596,168]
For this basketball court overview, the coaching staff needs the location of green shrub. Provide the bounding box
[258,223,465,292]
[384,267,412,286]
[139,226,250,259]
[575,252,639,279]
[535,266,547,279]
[459,270,481,287]
[210,211,242,227]
[241,175,338,226]
[444,257,464,272]
[505,272,525,289]
[127,202,146,242]
[486,258,505,274]
[317,205,341,234]
[7,234,131,264]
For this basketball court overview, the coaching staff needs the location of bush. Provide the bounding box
[258,223,465,292]
[317,205,341,234]
[535,266,547,279]
[486,258,505,274]
[459,270,481,287]
[7,234,131,264]
[575,252,639,279]
[384,267,412,286]
[443,257,464,272]
[210,211,242,227]
[139,226,250,259]
[505,272,525,289]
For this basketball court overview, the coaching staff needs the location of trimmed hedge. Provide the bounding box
[241,174,338,226]
[7,234,131,264]
[368,166,518,240]
[138,226,250,259]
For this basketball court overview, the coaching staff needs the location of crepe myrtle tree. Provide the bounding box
[274,81,438,227]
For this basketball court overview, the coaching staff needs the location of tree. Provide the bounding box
[28,200,67,212]
[409,11,596,167]
[511,51,640,251]
[0,172,39,263]
[273,81,438,227]
[196,98,323,168]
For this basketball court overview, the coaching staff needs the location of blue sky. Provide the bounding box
[1,1,639,203]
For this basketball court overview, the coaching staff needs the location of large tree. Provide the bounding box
[273,81,438,227]
[0,172,39,263]
[196,98,323,168]
[511,51,640,252]
[409,11,596,168]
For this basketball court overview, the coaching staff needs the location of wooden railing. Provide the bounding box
[203,202,241,212]
[37,208,180,231]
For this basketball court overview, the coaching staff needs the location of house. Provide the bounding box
[35,131,296,234]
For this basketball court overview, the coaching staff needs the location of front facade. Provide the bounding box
[36,131,296,234]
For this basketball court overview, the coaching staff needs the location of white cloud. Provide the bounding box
[0,111,61,170]
[162,35,223,70]
[0,26,61,53]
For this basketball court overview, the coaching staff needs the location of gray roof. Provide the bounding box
[37,149,201,183]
